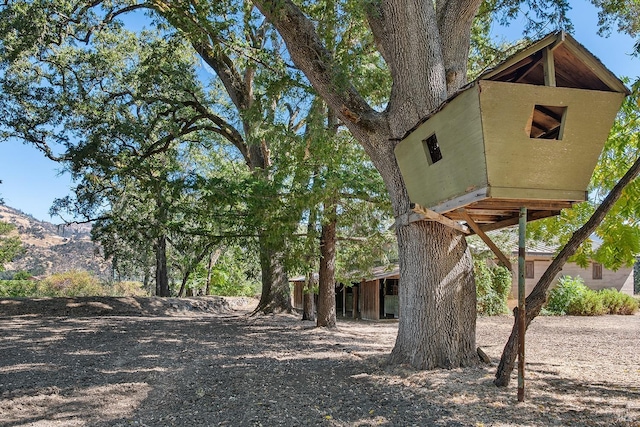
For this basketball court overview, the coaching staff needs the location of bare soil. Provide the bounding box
[1,297,638,427]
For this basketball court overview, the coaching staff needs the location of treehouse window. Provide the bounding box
[423,134,442,165]
[528,105,567,140]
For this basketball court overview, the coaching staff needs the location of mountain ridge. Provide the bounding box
[0,204,111,278]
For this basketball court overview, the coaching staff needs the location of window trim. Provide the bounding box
[592,262,603,280]
[525,260,535,279]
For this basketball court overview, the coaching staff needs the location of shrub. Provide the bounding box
[567,289,606,315]
[545,275,589,315]
[38,270,105,297]
[598,288,639,315]
[13,271,32,280]
[474,261,511,316]
[547,278,639,316]
[0,280,39,297]
[110,281,149,297]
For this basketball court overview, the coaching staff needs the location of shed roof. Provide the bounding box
[289,265,399,284]
[478,31,629,94]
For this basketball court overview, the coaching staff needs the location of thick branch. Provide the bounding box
[436,0,484,93]
[251,0,383,135]
[494,154,640,387]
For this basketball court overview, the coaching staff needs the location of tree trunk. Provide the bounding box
[253,234,292,314]
[155,235,170,297]
[302,271,316,321]
[494,155,640,386]
[389,221,477,369]
[253,0,482,368]
[204,248,223,296]
[143,268,150,293]
[177,269,191,297]
[317,207,337,328]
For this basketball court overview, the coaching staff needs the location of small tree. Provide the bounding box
[0,221,23,271]
[474,260,511,316]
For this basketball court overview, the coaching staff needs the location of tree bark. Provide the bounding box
[204,248,222,296]
[390,221,477,369]
[253,0,483,369]
[317,206,337,328]
[494,155,640,386]
[155,234,170,297]
[177,269,191,297]
[302,271,316,321]
[253,235,292,314]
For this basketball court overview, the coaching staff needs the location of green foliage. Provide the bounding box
[546,275,590,315]
[567,289,607,316]
[591,0,640,53]
[13,270,31,280]
[0,221,23,271]
[474,260,511,316]
[184,246,260,297]
[529,80,640,271]
[37,270,105,297]
[110,281,150,297]
[546,276,639,315]
[0,279,38,297]
[598,288,639,314]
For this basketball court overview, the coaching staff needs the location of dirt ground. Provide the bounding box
[0,297,638,427]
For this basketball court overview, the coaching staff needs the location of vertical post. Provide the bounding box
[517,207,527,402]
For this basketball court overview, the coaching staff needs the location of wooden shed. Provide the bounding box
[395,32,629,230]
[290,266,401,321]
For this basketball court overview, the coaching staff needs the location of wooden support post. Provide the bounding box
[343,286,346,318]
[457,208,513,271]
[517,207,527,402]
[543,47,556,87]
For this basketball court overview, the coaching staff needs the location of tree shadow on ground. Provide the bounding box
[0,312,637,426]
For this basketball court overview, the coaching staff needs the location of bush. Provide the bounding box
[567,289,606,315]
[110,281,149,297]
[474,261,511,316]
[598,288,639,315]
[545,275,589,315]
[0,279,39,297]
[13,271,32,280]
[38,270,105,297]
[546,276,639,316]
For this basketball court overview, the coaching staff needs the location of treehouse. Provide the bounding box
[394,31,629,231]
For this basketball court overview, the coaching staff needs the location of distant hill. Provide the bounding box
[0,205,111,279]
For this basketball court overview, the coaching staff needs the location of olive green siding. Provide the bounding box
[479,80,625,200]
[395,81,624,211]
[394,86,487,209]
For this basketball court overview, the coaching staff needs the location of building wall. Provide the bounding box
[509,256,635,298]
[360,279,380,320]
[292,281,304,310]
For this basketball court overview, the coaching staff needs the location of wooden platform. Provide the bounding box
[442,198,575,232]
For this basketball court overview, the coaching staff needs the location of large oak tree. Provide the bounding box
[251,0,483,368]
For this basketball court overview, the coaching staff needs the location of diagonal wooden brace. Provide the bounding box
[457,208,513,271]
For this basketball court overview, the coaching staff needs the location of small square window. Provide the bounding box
[525,261,534,279]
[528,105,567,140]
[423,134,442,165]
[592,262,603,280]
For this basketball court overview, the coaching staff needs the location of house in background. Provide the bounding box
[290,265,400,321]
[291,240,636,320]
[510,240,635,298]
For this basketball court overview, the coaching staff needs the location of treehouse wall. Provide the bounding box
[479,80,625,201]
[394,87,487,210]
[395,80,625,214]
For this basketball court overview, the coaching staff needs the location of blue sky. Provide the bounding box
[0,3,638,223]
